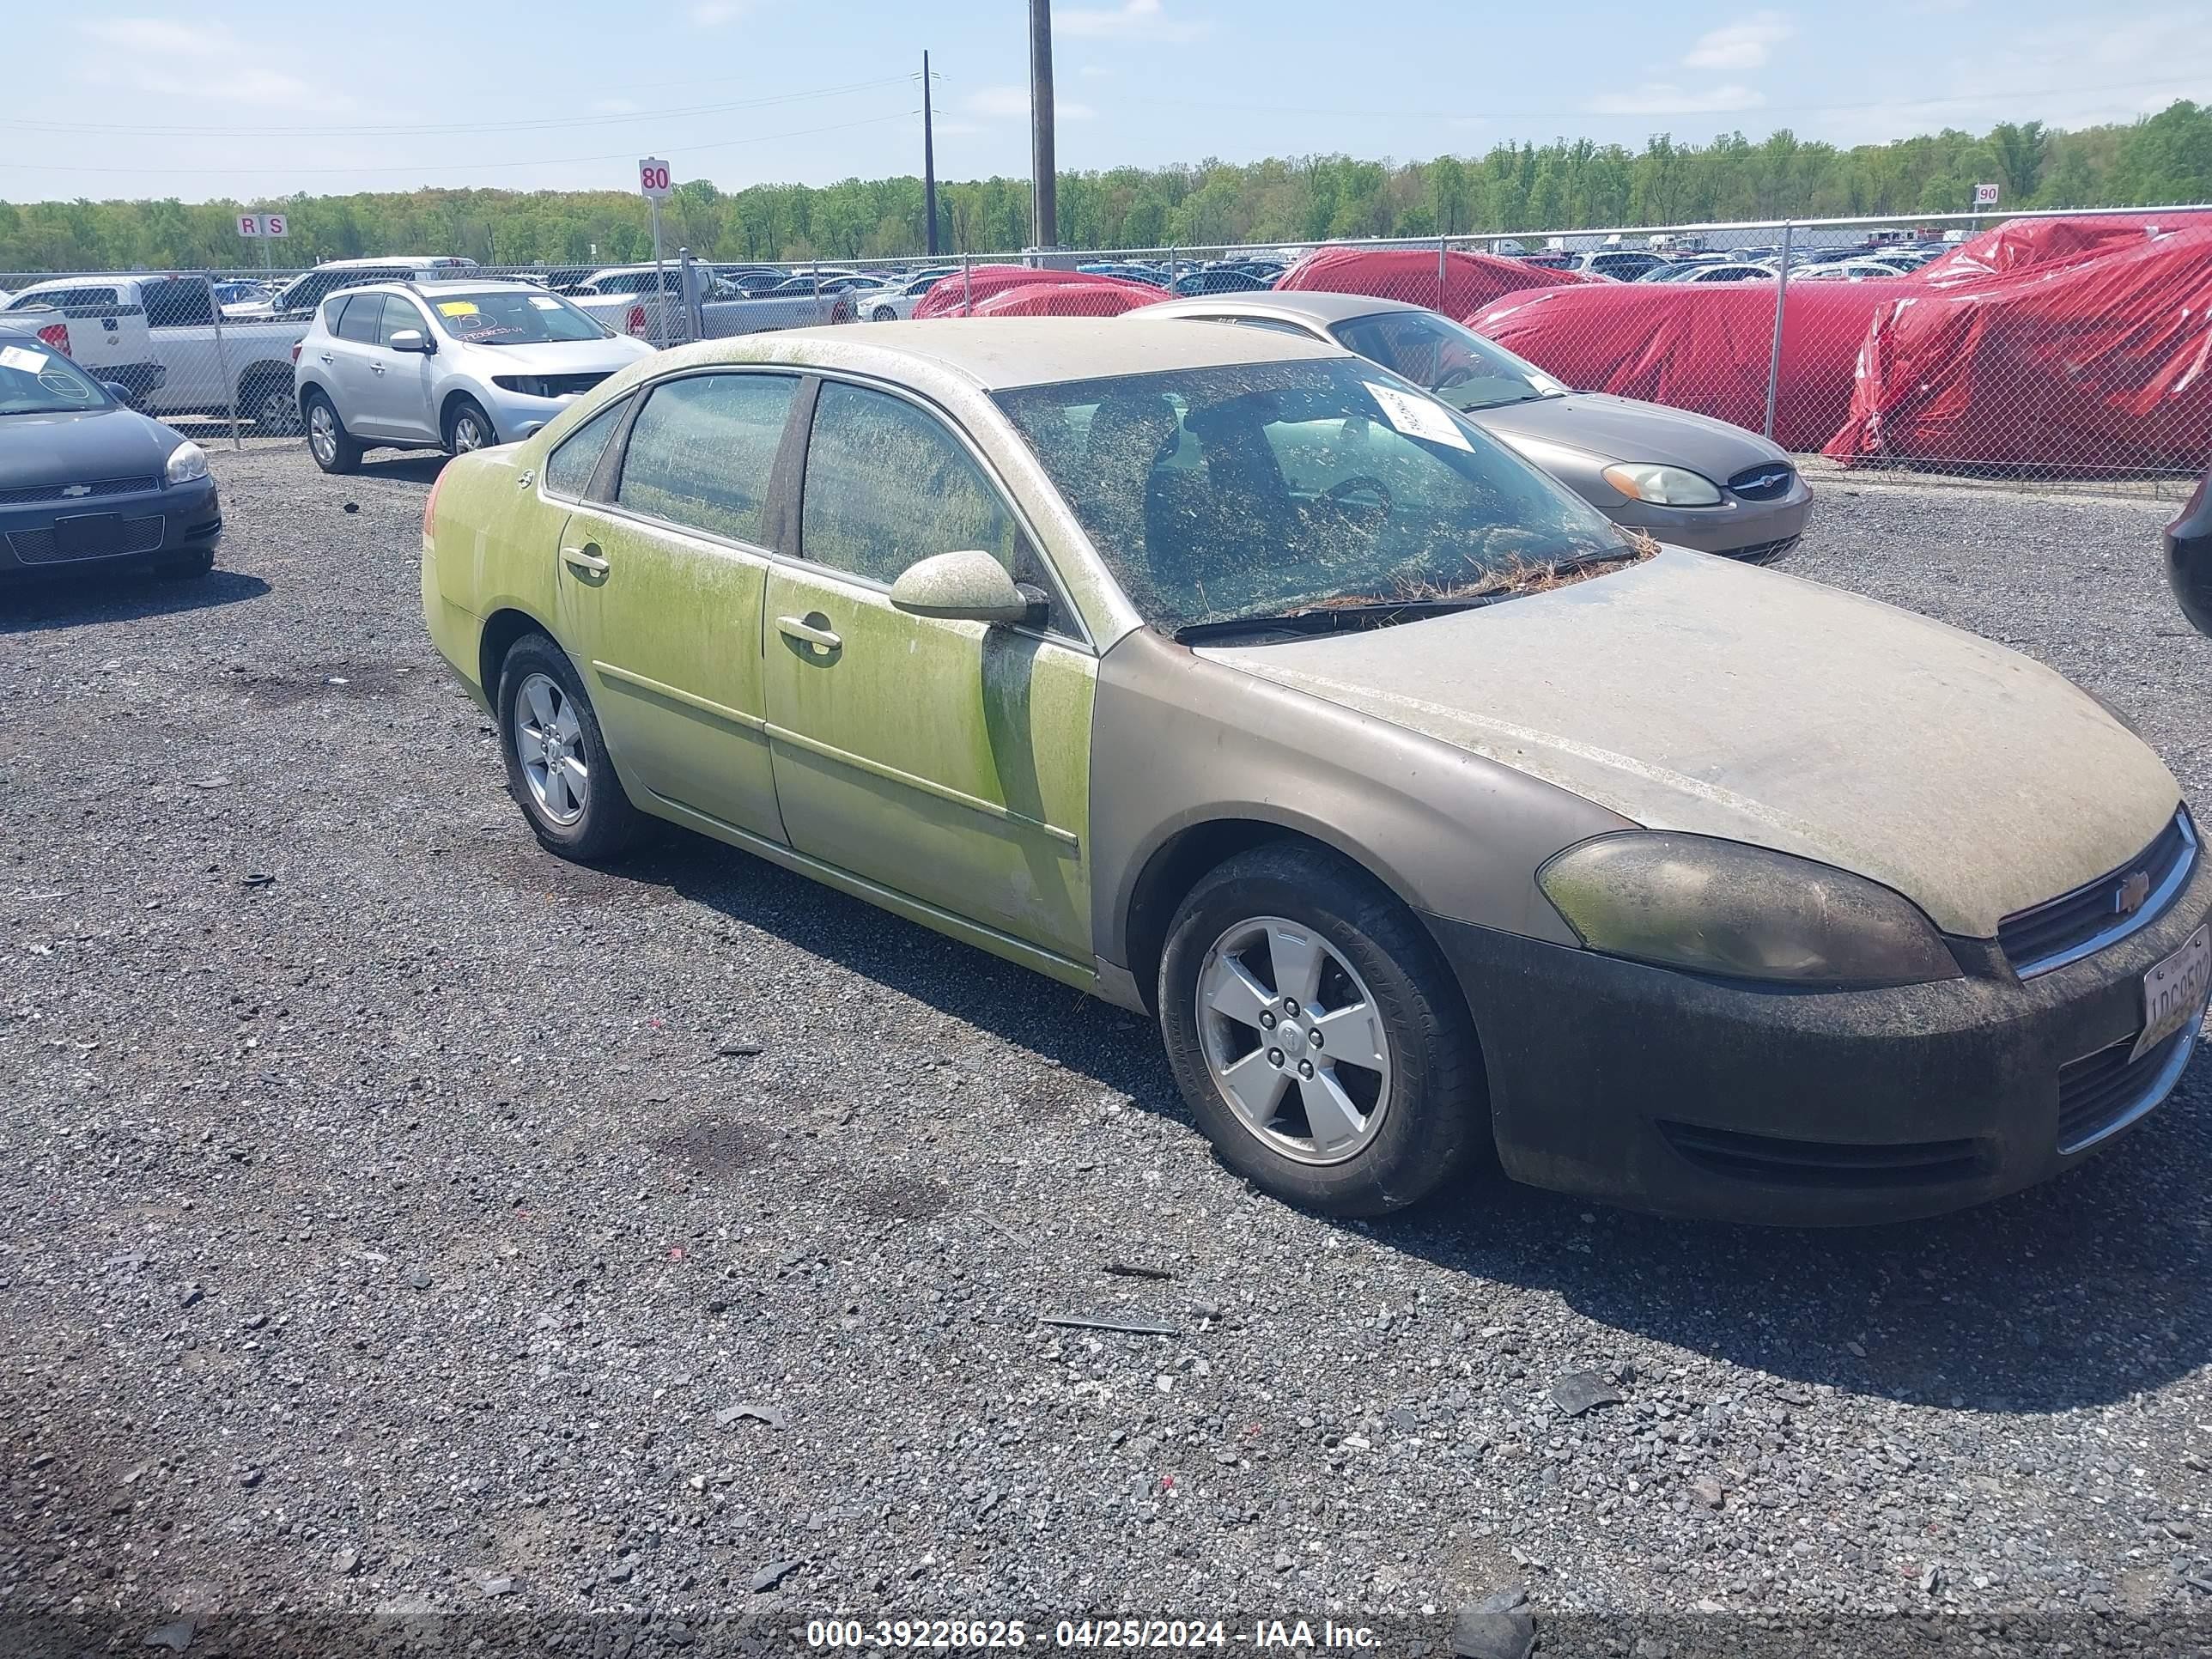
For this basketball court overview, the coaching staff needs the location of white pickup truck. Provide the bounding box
[3,275,311,433]
[559,265,854,345]
[0,280,165,405]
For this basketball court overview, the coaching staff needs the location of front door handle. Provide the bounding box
[776,615,842,653]
[370,362,386,375]
[561,544,610,577]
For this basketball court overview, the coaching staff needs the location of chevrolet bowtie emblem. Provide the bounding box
[2116,869,2152,916]
[60,483,91,497]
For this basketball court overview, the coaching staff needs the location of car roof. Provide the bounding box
[1140,290,1426,327]
[645,316,1347,392]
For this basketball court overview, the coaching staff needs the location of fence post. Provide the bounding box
[962,252,972,316]
[1437,235,1449,313]
[204,274,241,451]
[1762,220,1794,443]
[678,247,702,343]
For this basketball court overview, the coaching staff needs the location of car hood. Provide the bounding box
[0,405,179,489]
[462,337,653,373]
[1197,548,2179,937]
[1467,392,1785,476]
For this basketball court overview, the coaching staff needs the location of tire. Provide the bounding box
[444,397,497,457]
[872,305,896,323]
[1157,842,1487,1217]
[302,390,362,475]
[243,373,301,436]
[153,544,216,580]
[495,632,642,863]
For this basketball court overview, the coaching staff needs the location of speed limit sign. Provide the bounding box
[637,157,673,200]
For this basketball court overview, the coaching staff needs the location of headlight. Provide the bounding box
[1601,462,1723,507]
[164,441,208,485]
[492,375,550,398]
[1538,832,1961,987]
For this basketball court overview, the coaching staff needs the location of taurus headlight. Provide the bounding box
[164,441,208,485]
[1601,462,1723,507]
[1538,832,1961,987]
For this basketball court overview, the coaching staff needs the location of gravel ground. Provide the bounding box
[4,450,2212,1657]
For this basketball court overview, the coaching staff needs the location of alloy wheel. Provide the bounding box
[1195,915,1394,1165]
[307,402,337,466]
[513,672,588,826]
[452,410,490,453]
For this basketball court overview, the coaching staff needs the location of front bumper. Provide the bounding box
[1595,477,1812,562]
[1426,845,2212,1224]
[0,475,221,577]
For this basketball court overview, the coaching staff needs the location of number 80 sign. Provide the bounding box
[637,159,673,201]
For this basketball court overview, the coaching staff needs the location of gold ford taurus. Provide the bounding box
[422,319,2212,1224]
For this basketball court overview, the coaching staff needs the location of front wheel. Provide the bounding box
[445,397,497,456]
[495,632,642,862]
[872,305,896,323]
[1158,842,1488,1216]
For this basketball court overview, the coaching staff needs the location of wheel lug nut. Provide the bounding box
[1267,1048,1284,1068]
[1258,1012,1277,1030]
[1308,1029,1323,1048]
[1283,998,1300,1016]
[1297,1060,1315,1079]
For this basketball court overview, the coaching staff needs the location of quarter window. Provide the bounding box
[544,396,631,500]
[616,373,796,546]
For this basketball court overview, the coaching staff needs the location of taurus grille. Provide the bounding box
[1727,463,1797,502]
[1998,812,2194,977]
[1722,535,1799,564]
[0,476,159,506]
[1658,1121,1986,1188]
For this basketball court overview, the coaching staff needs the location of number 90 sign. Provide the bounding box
[637,158,673,201]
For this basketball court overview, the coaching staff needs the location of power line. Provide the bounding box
[0,109,921,179]
[0,74,919,140]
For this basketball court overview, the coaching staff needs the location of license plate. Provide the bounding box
[52,514,120,556]
[2134,921,2212,1060]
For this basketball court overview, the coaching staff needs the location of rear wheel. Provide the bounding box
[495,632,642,862]
[1158,842,1487,1216]
[872,305,896,323]
[243,371,301,436]
[445,397,496,456]
[302,390,361,474]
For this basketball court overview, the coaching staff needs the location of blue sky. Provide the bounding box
[3,0,2206,203]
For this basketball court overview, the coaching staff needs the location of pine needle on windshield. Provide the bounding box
[1304,531,1658,611]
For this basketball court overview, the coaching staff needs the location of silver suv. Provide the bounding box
[292,279,654,472]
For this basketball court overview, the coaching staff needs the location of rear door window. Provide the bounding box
[544,397,632,500]
[615,373,797,546]
[335,295,387,343]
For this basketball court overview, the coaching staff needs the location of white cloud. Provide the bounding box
[1682,11,1793,70]
[962,85,1095,120]
[1588,82,1767,116]
[689,1,746,23]
[77,17,353,112]
[1059,0,1207,41]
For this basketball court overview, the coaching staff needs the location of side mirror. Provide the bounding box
[100,381,133,404]
[889,550,1048,627]
[387,329,433,354]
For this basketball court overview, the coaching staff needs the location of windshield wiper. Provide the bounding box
[1174,596,1500,644]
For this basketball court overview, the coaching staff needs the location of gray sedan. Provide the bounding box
[1142,292,1809,562]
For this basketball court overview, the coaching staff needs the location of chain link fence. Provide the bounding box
[7,204,2208,490]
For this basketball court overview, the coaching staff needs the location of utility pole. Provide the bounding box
[1028,0,1057,250]
[922,50,939,258]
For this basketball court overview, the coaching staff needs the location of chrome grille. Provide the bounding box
[1999,812,2195,977]
[1726,463,1797,502]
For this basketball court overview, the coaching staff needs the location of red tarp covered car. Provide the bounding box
[1467,279,1909,452]
[1919,212,2203,286]
[969,280,1163,318]
[1278,246,1592,318]
[912,266,1164,319]
[1826,221,2212,473]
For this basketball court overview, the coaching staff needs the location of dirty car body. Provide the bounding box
[421,319,2209,1224]
[1142,291,1813,562]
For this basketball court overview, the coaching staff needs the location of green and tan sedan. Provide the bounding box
[422,319,2212,1224]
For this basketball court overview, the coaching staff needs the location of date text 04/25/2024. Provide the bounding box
[804,1619,1382,1650]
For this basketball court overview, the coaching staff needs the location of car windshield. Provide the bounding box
[426,289,606,345]
[0,336,108,415]
[995,357,1626,634]
[1329,310,1565,413]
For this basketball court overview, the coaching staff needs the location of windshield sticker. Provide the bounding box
[1364,380,1473,451]
[0,345,47,372]
[528,296,562,310]
[437,301,481,318]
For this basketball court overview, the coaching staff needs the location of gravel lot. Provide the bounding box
[4,447,2212,1657]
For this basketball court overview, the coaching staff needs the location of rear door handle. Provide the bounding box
[319,353,333,364]
[561,544,610,577]
[776,615,842,653]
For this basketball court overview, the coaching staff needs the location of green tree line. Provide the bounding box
[4,101,2209,273]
